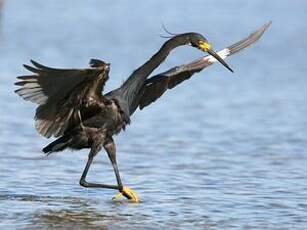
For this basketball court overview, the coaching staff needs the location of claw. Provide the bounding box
[112,186,139,203]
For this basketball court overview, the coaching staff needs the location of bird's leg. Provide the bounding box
[104,138,139,202]
[79,142,119,190]
[104,139,123,190]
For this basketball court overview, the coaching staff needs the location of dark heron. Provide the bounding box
[15,22,270,202]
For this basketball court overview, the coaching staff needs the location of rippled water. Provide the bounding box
[1,1,307,229]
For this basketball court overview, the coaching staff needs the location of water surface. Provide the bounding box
[1,1,307,229]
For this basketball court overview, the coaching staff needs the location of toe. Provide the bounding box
[112,186,139,203]
[122,187,139,203]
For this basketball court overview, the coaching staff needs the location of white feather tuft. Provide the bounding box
[207,48,230,63]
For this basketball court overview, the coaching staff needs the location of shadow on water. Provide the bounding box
[31,209,118,230]
[0,193,132,229]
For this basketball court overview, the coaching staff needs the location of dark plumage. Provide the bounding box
[15,22,270,202]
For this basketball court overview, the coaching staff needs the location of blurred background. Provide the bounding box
[0,0,307,229]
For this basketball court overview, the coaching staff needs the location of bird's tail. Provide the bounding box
[42,135,71,155]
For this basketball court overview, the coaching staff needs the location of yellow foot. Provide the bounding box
[112,186,139,203]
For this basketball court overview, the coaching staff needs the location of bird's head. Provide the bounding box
[189,33,233,72]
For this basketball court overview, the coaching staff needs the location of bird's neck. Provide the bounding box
[120,34,190,110]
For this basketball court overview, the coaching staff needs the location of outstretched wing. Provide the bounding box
[137,21,271,110]
[15,59,110,138]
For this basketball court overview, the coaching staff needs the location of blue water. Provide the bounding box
[1,1,307,229]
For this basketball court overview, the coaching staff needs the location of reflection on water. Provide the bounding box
[1,0,307,229]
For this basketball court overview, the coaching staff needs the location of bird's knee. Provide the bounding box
[79,179,88,187]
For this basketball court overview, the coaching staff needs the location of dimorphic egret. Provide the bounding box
[15,22,270,202]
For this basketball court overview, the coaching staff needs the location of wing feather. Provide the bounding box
[15,59,109,138]
[137,21,271,111]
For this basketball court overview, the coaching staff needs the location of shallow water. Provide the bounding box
[1,1,307,229]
